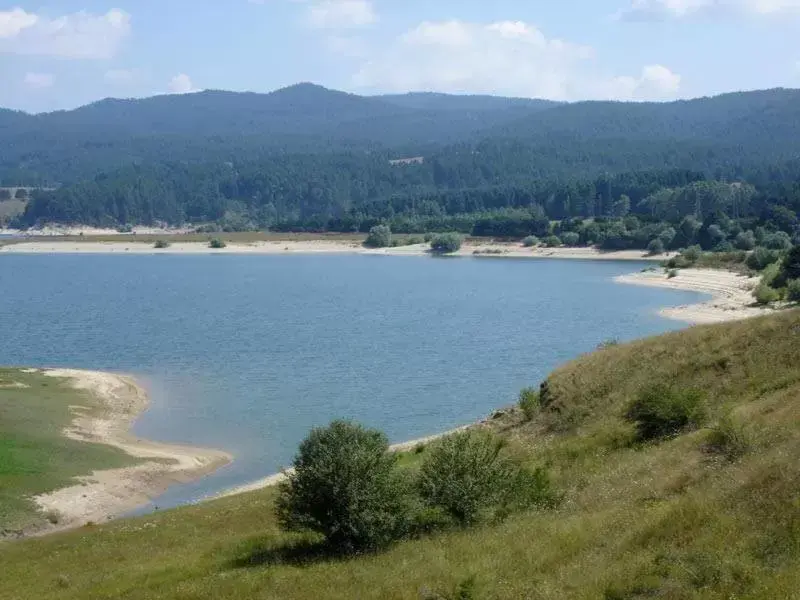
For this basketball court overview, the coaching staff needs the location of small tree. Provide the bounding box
[734,231,756,251]
[14,188,27,199]
[626,385,706,442]
[518,387,540,421]
[647,238,665,256]
[276,420,410,553]
[522,235,539,248]
[543,235,562,248]
[787,279,800,303]
[746,247,782,271]
[780,245,800,282]
[365,225,392,248]
[430,232,463,254]
[209,238,227,249]
[154,240,171,249]
[561,232,581,247]
[417,431,551,525]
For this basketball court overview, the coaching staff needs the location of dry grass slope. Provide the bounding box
[2,311,800,599]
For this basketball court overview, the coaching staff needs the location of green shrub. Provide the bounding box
[647,238,665,256]
[666,255,693,269]
[762,231,792,251]
[746,247,782,271]
[734,231,756,251]
[209,238,227,249]
[667,269,679,279]
[754,282,781,305]
[518,387,540,421]
[787,279,800,303]
[561,232,581,247]
[626,385,707,442]
[417,431,552,525]
[423,232,435,243]
[543,235,562,248]
[153,239,170,249]
[406,236,424,245]
[522,235,539,248]
[682,245,702,263]
[779,245,800,282]
[365,225,392,248]
[275,420,411,553]
[706,414,751,461]
[430,232,463,254]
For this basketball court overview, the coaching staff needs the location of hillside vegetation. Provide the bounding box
[2,311,799,599]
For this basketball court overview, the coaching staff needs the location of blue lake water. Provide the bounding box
[0,254,707,510]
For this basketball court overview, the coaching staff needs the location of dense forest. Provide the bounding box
[3,85,800,243]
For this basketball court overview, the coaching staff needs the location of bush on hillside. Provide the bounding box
[518,387,540,421]
[522,235,539,248]
[209,238,227,249]
[417,431,553,525]
[430,232,463,254]
[365,225,392,248]
[275,420,411,553]
[154,239,170,249]
[626,385,707,442]
[706,413,752,461]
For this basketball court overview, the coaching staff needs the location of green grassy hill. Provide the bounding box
[2,311,800,599]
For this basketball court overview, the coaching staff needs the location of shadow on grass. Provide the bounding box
[227,536,351,569]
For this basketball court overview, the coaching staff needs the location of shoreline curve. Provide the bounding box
[30,369,232,535]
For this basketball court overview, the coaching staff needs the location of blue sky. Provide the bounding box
[2,0,799,113]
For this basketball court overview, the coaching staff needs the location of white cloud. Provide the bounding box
[24,72,55,90]
[0,7,38,38]
[308,0,376,29]
[605,65,682,99]
[168,73,197,94]
[0,8,130,59]
[353,20,679,101]
[619,0,800,20]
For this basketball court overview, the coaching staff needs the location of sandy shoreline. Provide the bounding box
[30,369,231,535]
[0,239,673,261]
[616,268,768,324]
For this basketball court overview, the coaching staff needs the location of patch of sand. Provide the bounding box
[31,369,231,534]
[615,268,771,324]
[0,240,671,261]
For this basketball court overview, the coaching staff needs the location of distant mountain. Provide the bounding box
[378,92,559,112]
[2,85,800,186]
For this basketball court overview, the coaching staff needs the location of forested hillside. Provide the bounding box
[4,85,800,234]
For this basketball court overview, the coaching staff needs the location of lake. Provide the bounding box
[0,254,706,509]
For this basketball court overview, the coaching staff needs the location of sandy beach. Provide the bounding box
[616,268,768,324]
[0,239,673,261]
[31,369,231,534]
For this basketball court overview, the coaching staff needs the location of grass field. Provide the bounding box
[2,312,800,598]
[0,370,138,533]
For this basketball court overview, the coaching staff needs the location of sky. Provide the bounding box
[1,0,799,113]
